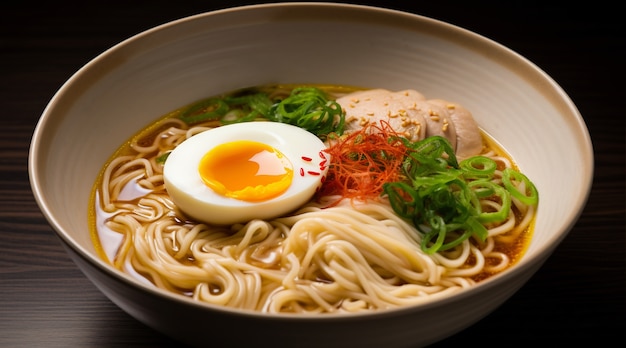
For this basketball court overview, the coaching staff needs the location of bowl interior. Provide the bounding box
[30,3,592,307]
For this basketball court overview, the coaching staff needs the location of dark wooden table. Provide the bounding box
[1,1,624,347]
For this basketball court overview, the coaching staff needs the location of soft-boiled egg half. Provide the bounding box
[163,122,330,225]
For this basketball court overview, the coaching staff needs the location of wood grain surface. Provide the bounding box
[1,1,624,347]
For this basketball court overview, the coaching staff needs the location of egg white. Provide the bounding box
[163,122,329,225]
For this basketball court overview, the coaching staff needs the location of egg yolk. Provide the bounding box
[198,140,294,202]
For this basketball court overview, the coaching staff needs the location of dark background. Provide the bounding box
[1,1,624,346]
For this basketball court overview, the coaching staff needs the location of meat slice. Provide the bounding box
[336,89,426,142]
[428,99,483,159]
[389,90,458,150]
[420,100,457,150]
[336,89,482,159]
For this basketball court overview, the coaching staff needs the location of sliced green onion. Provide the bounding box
[460,156,497,179]
[439,228,474,251]
[475,185,511,224]
[502,168,539,206]
[383,182,420,218]
[268,87,345,138]
[178,87,345,137]
[468,179,497,199]
[155,152,170,165]
[179,92,274,125]
[420,215,447,254]
[409,136,459,169]
[464,216,489,242]
[382,135,531,254]
[223,93,273,123]
[179,98,229,124]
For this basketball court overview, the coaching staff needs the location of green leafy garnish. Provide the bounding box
[383,136,538,255]
[267,87,345,138]
[178,86,345,139]
[155,152,171,165]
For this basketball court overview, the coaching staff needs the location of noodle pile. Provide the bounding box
[93,107,535,314]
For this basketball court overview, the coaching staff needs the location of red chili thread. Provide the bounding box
[307,171,321,176]
[301,156,313,162]
[299,168,305,176]
[314,120,411,203]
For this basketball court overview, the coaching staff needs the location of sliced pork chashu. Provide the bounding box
[336,89,427,142]
[427,99,483,159]
[336,89,481,159]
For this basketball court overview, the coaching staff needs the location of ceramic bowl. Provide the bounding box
[29,3,593,347]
